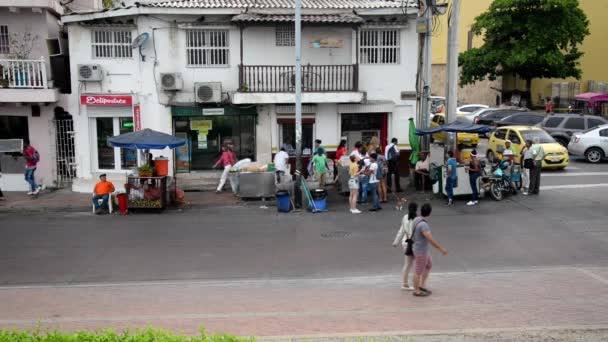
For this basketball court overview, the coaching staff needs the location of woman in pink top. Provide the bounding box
[214,146,237,193]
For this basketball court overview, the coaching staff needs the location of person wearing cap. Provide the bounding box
[92,174,115,214]
[502,140,515,166]
[466,150,481,206]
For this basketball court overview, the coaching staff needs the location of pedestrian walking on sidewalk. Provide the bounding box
[213,145,237,193]
[445,151,457,206]
[412,203,448,297]
[366,153,382,212]
[312,148,328,187]
[393,202,418,291]
[466,150,481,206]
[529,137,545,195]
[385,138,402,193]
[520,140,534,195]
[348,155,362,214]
[23,140,42,195]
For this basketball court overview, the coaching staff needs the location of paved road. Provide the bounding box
[0,152,607,338]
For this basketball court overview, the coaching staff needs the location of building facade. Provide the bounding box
[63,0,420,192]
[0,0,73,191]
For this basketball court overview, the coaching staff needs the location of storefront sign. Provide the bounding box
[190,119,213,131]
[175,132,190,172]
[133,105,142,131]
[310,37,343,48]
[80,95,133,106]
[202,108,225,116]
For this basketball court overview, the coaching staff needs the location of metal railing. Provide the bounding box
[239,64,358,92]
[0,58,48,89]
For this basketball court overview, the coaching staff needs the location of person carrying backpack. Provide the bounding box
[385,138,402,193]
[23,139,42,195]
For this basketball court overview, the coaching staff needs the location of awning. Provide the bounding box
[231,13,364,24]
[416,118,492,136]
[107,129,186,150]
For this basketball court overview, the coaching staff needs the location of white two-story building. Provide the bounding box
[63,0,420,192]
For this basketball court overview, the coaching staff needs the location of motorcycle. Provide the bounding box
[481,159,519,201]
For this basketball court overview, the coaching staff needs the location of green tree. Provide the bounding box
[103,0,115,8]
[458,0,590,91]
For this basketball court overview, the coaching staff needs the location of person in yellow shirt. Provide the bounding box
[92,174,115,214]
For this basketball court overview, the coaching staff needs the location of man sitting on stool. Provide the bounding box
[93,174,115,214]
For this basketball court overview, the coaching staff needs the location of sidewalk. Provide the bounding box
[1,267,607,339]
[0,189,242,213]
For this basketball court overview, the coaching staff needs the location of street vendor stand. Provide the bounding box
[107,129,186,211]
[415,118,492,198]
[574,92,608,117]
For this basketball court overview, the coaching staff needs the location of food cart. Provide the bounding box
[233,162,276,198]
[415,118,492,198]
[107,129,186,211]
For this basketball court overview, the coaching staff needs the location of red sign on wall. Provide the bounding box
[80,95,133,106]
[133,105,141,131]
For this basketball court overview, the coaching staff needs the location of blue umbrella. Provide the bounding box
[107,129,186,150]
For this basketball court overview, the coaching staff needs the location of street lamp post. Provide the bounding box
[293,0,303,208]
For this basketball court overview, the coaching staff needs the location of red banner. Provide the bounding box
[80,95,133,106]
[133,105,141,131]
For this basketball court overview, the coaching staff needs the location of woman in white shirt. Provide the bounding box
[392,202,418,291]
[274,147,290,183]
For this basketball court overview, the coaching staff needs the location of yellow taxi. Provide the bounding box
[487,126,569,169]
[430,113,479,147]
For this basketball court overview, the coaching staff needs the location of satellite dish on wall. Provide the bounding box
[131,32,150,62]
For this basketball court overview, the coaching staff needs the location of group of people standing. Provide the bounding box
[346,138,402,214]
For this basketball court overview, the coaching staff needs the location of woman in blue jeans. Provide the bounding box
[466,150,481,206]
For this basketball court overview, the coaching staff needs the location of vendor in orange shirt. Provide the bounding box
[92,174,115,214]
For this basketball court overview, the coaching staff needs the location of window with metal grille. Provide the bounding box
[359,29,400,64]
[186,29,229,67]
[276,25,294,47]
[91,29,133,58]
[0,26,9,54]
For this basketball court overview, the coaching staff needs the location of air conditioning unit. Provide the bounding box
[195,82,222,103]
[78,64,103,82]
[160,73,183,91]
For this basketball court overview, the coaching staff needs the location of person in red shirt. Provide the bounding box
[92,174,115,214]
[23,140,42,195]
[545,97,553,114]
[214,145,237,193]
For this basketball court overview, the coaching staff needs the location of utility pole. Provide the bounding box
[293,0,303,208]
[419,0,433,151]
[445,0,460,157]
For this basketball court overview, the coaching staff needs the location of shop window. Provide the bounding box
[279,122,314,156]
[359,29,400,64]
[276,25,295,47]
[0,116,28,141]
[94,117,136,170]
[91,29,133,58]
[0,26,9,54]
[186,29,229,67]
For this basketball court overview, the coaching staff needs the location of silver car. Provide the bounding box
[567,124,608,163]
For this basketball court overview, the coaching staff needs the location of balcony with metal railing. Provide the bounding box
[0,58,58,103]
[233,64,364,104]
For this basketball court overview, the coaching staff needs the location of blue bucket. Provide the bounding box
[276,191,291,213]
[311,189,327,211]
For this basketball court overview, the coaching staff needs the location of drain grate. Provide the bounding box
[321,231,352,239]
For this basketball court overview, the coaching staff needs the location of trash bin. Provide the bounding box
[116,193,128,215]
[276,190,291,213]
[310,189,327,211]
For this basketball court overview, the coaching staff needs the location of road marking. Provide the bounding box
[542,172,608,177]
[579,268,608,286]
[540,183,608,190]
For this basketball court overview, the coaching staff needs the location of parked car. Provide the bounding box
[430,113,479,147]
[459,107,497,123]
[568,124,608,163]
[487,126,569,169]
[474,109,526,126]
[457,104,489,116]
[495,112,545,127]
[540,114,608,147]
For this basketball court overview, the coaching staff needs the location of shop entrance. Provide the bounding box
[173,113,256,172]
[341,113,388,152]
